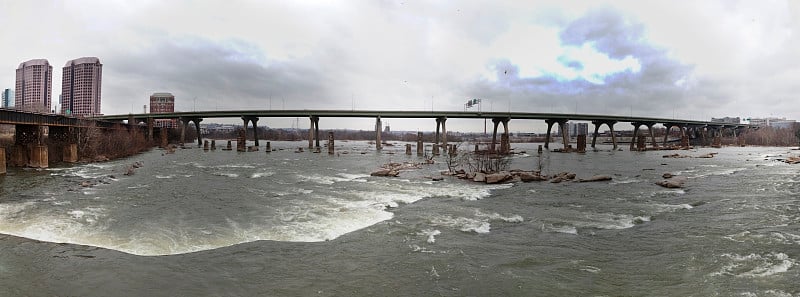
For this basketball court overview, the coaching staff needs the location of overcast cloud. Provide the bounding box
[1,0,798,131]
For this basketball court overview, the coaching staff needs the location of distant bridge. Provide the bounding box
[95,109,751,152]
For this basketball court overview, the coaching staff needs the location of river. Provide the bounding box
[0,141,798,296]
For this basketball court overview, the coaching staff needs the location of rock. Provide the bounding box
[465,173,475,180]
[662,173,674,179]
[655,176,688,188]
[473,172,486,182]
[124,166,136,176]
[578,175,613,182]
[431,176,444,181]
[519,172,548,182]
[696,153,716,158]
[485,172,511,184]
[80,181,92,187]
[370,169,392,177]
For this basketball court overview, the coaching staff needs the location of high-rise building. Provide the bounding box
[568,122,588,137]
[1,89,12,108]
[61,57,102,117]
[15,59,53,112]
[150,92,177,128]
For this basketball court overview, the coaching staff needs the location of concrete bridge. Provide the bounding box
[97,109,751,153]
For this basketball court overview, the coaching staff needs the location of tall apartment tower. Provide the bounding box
[15,59,53,112]
[61,57,103,116]
[1,89,12,108]
[150,92,177,128]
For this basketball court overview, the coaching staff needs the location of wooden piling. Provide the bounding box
[328,132,335,155]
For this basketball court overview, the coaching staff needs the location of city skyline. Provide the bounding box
[1,1,799,131]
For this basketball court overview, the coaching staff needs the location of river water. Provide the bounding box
[0,141,798,296]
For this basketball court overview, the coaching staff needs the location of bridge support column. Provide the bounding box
[630,124,641,151]
[308,116,320,149]
[545,120,555,149]
[490,118,510,153]
[376,117,382,151]
[147,118,154,142]
[417,132,423,156]
[434,117,447,152]
[29,145,48,168]
[193,118,203,147]
[160,128,169,148]
[63,143,78,163]
[591,120,618,150]
[328,132,335,155]
[647,124,658,149]
[405,144,412,155]
[242,116,260,147]
[560,121,570,150]
[179,118,189,145]
[0,147,5,175]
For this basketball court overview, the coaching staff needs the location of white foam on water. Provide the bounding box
[542,223,579,235]
[711,252,796,278]
[250,171,275,178]
[580,265,601,273]
[610,177,643,185]
[212,172,239,178]
[296,173,351,185]
[337,173,370,181]
[430,215,491,234]
[567,212,651,230]
[127,184,150,189]
[476,210,524,223]
[155,175,175,179]
[419,229,441,244]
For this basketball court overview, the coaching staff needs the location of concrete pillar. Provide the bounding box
[180,118,188,145]
[251,118,260,147]
[266,141,271,151]
[376,117,382,151]
[490,118,501,153]
[308,116,317,149]
[577,135,587,152]
[226,140,233,151]
[0,147,5,175]
[203,140,210,151]
[160,127,169,148]
[500,133,509,154]
[9,145,27,167]
[193,119,203,147]
[63,143,78,163]
[591,121,601,148]
[608,123,618,150]
[328,131,335,155]
[630,124,641,151]
[314,118,321,149]
[29,145,48,168]
[544,119,557,149]
[147,118,154,142]
[559,121,569,150]
[416,132,423,156]
[434,118,441,146]
[237,128,246,152]
[662,124,672,146]
[242,117,251,144]
[211,140,216,150]
[405,144,412,155]
[441,118,448,148]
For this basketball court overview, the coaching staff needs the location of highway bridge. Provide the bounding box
[95,109,751,152]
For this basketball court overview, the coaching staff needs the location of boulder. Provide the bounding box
[662,173,674,179]
[370,169,392,177]
[655,176,688,188]
[473,172,486,182]
[485,172,511,184]
[578,175,613,182]
[519,172,548,182]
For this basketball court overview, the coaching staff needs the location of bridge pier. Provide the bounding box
[591,120,618,150]
[490,118,509,153]
[147,118,154,143]
[328,131,335,155]
[376,116,382,151]
[544,119,568,150]
[417,132,423,156]
[630,122,658,151]
[179,117,203,146]
[435,117,447,152]
[308,116,320,149]
[242,116,260,147]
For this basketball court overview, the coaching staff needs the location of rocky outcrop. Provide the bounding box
[370,162,425,178]
[655,175,688,188]
[578,175,613,182]
[370,169,399,177]
[485,172,512,184]
[550,172,576,183]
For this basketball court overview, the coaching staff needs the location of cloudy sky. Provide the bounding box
[1,0,798,132]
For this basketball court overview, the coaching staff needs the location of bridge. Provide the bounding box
[96,109,751,153]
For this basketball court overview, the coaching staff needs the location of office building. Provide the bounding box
[150,92,177,128]
[568,122,588,137]
[1,89,12,108]
[15,59,53,112]
[61,57,103,116]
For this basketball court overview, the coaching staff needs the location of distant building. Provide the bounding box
[61,57,103,116]
[711,117,741,124]
[15,59,53,112]
[749,117,796,129]
[150,92,177,128]
[568,122,588,137]
[1,89,12,108]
